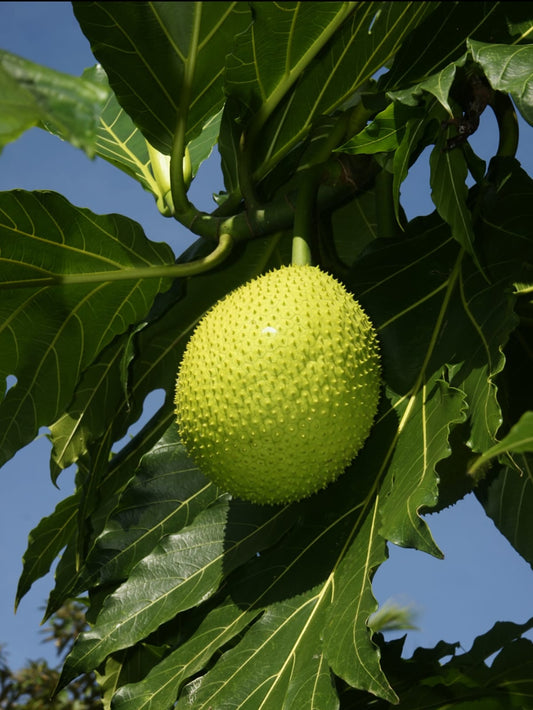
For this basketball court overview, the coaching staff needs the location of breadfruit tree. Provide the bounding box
[1,2,533,708]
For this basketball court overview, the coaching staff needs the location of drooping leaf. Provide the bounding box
[468,39,533,125]
[476,453,533,568]
[80,426,223,588]
[0,49,108,156]
[112,598,263,710]
[387,61,463,115]
[48,332,131,480]
[0,190,173,468]
[173,473,399,708]
[429,140,476,256]
[72,2,251,154]
[378,373,467,555]
[59,497,294,688]
[15,491,80,608]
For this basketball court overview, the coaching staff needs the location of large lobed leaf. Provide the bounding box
[223,1,436,188]
[72,2,251,154]
[0,190,174,467]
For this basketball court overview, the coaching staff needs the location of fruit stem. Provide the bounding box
[1,233,233,289]
[291,112,354,266]
[292,175,316,266]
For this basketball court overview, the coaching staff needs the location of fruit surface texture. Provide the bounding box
[175,265,381,504]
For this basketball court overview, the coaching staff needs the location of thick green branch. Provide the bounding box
[1,234,233,289]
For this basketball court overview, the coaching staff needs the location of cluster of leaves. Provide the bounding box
[1,2,533,708]
[0,602,101,709]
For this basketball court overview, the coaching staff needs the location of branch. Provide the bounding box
[1,234,233,290]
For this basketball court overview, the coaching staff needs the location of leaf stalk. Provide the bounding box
[1,234,233,289]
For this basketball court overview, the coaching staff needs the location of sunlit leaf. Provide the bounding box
[0,49,108,156]
[338,103,423,155]
[85,64,222,198]
[469,39,533,125]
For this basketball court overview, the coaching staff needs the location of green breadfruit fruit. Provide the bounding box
[174,264,381,504]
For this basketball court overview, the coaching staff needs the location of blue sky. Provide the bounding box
[0,1,532,674]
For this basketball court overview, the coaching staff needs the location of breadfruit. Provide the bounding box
[174,264,380,504]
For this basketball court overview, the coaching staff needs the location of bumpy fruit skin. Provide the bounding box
[175,265,380,504]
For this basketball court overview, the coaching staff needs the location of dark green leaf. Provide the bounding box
[378,373,467,555]
[340,618,533,708]
[476,454,533,568]
[73,2,251,153]
[81,426,222,587]
[381,3,518,92]
[113,598,262,710]
[226,2,435,184]
[15,492,80,608]
[59,498,293,688]
[430,141,476,256]
[0,190,173,467]
[469,411,533,475]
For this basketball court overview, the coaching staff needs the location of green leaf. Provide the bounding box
[378,373,467,555]
[226,1,436,183]
[0,49,108,156]
[387,61,464,115]
[0,190,173,467]
[469,411,533,475]
[391,101,440,224]
[86,65,158,195]
[179,591,342,710]
[381,3,516,93]
[476,453,533,568]
[338,102,423,155]
[81,426,223,588]
[72,2,251,153]
[324,499,397,703]
[113,598,263,710]
[430,142,477,256]
[49,333,131,479]
[350,215,516,451]
[342,618,533,708]
[173,478,398,708]
[59,499,294,688]
[15,492,80,608]
[468,39,533,125]
[84,65,222,199]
